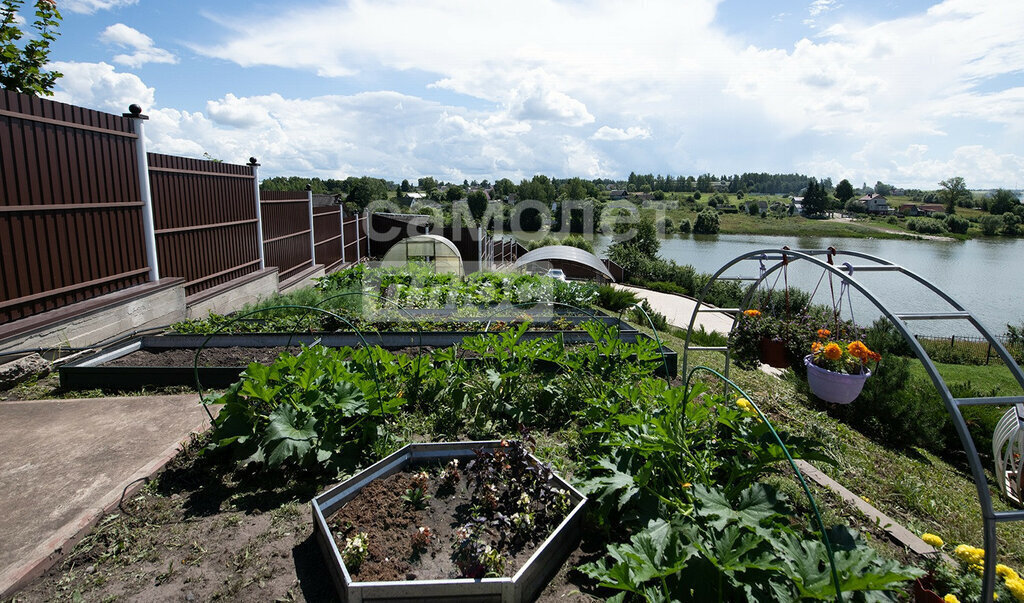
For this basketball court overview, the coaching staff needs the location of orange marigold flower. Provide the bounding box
[743,309,761,317]
[847,341,867,359]
[869,350,881,362]
[811,341,822,353]
[824,343,842,360]
[817,329,831,339]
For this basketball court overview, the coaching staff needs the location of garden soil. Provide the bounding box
[327,468,560,582]
[8,441,604,602]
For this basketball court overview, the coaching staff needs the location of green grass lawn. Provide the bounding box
[909,358,1024,395]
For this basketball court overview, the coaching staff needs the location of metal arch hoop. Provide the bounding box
[681,247,1024,603]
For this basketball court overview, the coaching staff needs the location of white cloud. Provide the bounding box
[100,23,177,68]
[808,0,839,17]
[591,126,651,141]
[49,61,154,114]
[62,0,137,14]
[46,0,1024,188]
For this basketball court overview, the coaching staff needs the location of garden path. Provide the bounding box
[0,394,211,598]
[615,284,735,334]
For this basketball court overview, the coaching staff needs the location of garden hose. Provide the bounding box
[683,365,844,603]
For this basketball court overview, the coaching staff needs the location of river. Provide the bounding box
[594,233,1024,338]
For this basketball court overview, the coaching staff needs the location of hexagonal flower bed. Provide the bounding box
[311,440,586,602]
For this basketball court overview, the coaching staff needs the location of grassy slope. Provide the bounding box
[644,326,1024,568]
[909,359,1024,395]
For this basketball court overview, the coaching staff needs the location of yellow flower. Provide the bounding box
[736,397,754,412]
[998,564,1020,582]
[743,309,761,317]
[922,533,944,547]
[944,595,961,603]
[824,342,843,360]
[681,482,692,488]
[1004,576,1024,602]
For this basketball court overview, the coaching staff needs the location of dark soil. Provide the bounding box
[103,346,302,367]
[8,438,602,602]
[327,466,566,582]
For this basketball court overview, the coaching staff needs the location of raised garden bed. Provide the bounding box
[312,440,586,602]
[59,331,677,390]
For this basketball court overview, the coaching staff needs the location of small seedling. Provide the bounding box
[342,532,369,571]
[410,526,432,552]
[439,459,461,491]
[401,487,430,509]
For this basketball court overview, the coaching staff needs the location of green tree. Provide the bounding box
[802,178,829,217]
[400,179,411,193]
[938,177,967,215]
[979,215,1002,236]
[493,178,517,198]
[466,190,488,223]
[693,209,720,234]
[345,177,387,209]
[1002,213,1021,236]
[944,213,969,234]
[559,177,590,200]
[1,0,62,96]
[835,179,855,204]
[417,177,438,193]
[445,185,464,202]
[988,189,1018,215]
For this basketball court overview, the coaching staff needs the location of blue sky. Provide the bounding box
[35,0,1024,188]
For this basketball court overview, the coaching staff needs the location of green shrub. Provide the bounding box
[630,299,669,331]
[979,215,1002,235]
[683,324,728,347]
[907,217,947,234]
[677,218,692,233]
[693,209,720,234]
[944,214,969,234]
[645,281,687,295]
[596,285,639,312]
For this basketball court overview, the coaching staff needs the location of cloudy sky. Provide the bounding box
[39,0,1024,188]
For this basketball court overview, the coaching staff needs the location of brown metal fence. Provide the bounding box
[342,209,366,264]
[148,153,261,296]
[0,87,379,330]
[0,90,148,325]
[313,205,342,272]
[260,191,313,281]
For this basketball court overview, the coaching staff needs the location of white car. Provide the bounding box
[545,269,567,282]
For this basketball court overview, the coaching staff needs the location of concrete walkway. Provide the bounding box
[0,394,211,597]
[616,284,735,335]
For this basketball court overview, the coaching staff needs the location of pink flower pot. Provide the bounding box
[804,355,871,404]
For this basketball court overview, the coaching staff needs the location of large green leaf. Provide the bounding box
[263,405,317,467]
[693,484,783,530]
[579,457,640,510]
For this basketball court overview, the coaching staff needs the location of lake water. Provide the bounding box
[594,233,1024,338]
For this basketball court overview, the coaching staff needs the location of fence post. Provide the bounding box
[124,104,159,281]
[306,184,316,267]
[355,209,362,260]
[339,199,346,264]
[248,158,265,270]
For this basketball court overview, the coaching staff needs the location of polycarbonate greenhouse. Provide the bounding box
[379,234,465,275]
